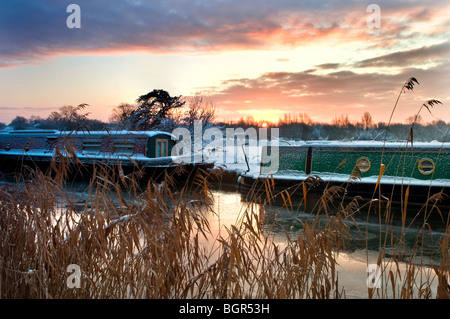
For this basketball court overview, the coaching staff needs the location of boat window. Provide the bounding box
[82,140,102,154]
[356,157,371,173]
[114,142,134,156]
[156,139,168,158]
[418,158,435,175]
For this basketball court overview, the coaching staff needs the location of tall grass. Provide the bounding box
[239,77,449,299]
[0,148,346,299]
[1,135,449,299]
[0,78,449,299]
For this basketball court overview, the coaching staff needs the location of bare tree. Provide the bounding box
[183,93,216,132]
[109,103,136,129]
[406,114,424,125]
[298,112,313,125]
[332,114,351,128]
[47,111,62,122]
[360,112,374,130]
[47,103,90,130]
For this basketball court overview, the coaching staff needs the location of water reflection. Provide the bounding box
[209,186,446,256]
[205,185,446,298]
[12,178,445,299]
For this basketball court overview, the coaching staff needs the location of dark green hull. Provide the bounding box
[261,143,450,181]
[241,142,450,207]
[239,174,450,207]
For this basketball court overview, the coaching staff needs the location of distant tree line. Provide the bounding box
[272,119,449,142]
[1,90,216,134]
[1,89,448,142]
[4,103,107,131]
[220,111,449,143]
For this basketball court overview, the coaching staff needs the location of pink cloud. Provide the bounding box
[210,59,450,124]
[2,1,449,67]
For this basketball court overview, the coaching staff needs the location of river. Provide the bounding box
[205,183,446,299]
[1,176,446,298]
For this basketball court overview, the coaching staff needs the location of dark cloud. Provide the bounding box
[353,42,450,68]
[1,0,449,125]
[2,0,449,67]
[316,63,342,70]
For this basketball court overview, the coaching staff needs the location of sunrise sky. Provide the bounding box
[1,0,449,125]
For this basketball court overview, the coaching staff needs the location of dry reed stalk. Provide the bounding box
[0,150,349,299]
[1,104,448,299]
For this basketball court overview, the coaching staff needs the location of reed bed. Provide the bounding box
[0,150,347,299]
[0,78,449,299]
[1,150,448,299]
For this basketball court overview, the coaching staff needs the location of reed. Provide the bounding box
[0,79,448,299]
[0,147,345,299]
[367,79,448,299]
[3,142,447,299]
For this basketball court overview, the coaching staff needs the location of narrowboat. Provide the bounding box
[238,141,450,207]
[0,130,211,179]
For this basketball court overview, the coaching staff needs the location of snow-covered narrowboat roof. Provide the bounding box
[272,139,450,151]
[0,130,176,139]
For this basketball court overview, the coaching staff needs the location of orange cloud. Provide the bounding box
[2,1,449,67]
[210,56,450,124]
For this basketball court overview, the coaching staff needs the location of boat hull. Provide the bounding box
[0,130,212,182]
[239,174,450,207]
[240,142,450,208]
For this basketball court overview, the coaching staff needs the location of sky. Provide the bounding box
[0,0,449,125]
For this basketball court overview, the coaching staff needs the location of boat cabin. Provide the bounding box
[0,130,176,167]
[239,141,450,206]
